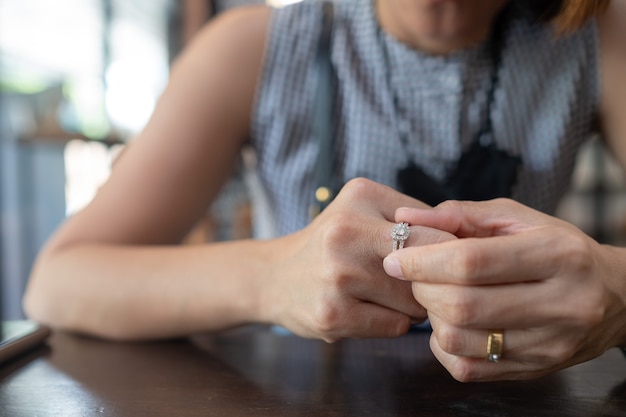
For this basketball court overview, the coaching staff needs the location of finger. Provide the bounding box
[311,180,450,323]
[395,199,551,238]
[313,221,431,321]
[428,313,490,359]
[428,317,569,381]
[334,178,430,222]
[381,224,457,260]
[429,313,513,360]
[352,277,428,321]
[413,280,558,329]
[428,313,575,364]
[383,227,564,285]
[326,178,456,260]
[428,334,540,382]
[323,301,417,340]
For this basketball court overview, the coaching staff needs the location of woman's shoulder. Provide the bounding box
[598,1,626,58]
[196,4,272,50]
[172,4,271,93]
[597,1,626,167]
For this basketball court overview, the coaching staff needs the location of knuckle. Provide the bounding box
[319,211,357,248]
[436,199,461,211]
[449,360,479,383]
[491,197,516,207]
[581,301,605,328]
[339,177,375,201]
[560,233,593,273]
[570,291,605,329]
[435,199,470,221]
[311,299,342,335]
[558,344,577,363]
[545,340,577,364]
[436,326,466,355]
[320,259,354,292]
[446,291,479,327]
[390,316,412,337]
[450,245,482,281]
[525,335,576,365]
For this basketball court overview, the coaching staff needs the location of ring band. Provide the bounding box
[487,330,504,362]
[391,222,411,251]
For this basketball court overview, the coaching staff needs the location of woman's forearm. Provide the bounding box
[598,243,626,348]
[24,179,437,343]
[23,239,280,341]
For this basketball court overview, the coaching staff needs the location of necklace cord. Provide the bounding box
[310,1,336,219]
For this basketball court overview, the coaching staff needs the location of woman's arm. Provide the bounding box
[23,6,272,340]
[24,7,449,342]
[598,0,626,169]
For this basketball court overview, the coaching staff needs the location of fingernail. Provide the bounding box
[383,256,404,280]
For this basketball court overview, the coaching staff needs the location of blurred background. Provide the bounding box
[0,0,624,320]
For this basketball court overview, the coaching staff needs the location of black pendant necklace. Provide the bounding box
[379,8,522,206]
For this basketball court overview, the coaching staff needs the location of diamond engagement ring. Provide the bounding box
[487,329,504,363]
[391,222,411,251]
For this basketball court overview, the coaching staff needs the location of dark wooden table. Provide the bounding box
[1,325,626,416]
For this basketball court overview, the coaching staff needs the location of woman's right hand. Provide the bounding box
[260,178,456,342]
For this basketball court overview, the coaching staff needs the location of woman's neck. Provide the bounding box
[375,0,508,56]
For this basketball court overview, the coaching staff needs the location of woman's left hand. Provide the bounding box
[383,198,626,381]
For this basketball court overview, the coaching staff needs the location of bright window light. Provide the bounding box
[266,0,304,7]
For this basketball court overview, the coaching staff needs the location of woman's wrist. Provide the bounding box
[596,245,626,345]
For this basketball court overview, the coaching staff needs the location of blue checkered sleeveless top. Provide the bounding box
[250,0,599,237]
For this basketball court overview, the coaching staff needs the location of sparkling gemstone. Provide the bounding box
[391,222,410,240]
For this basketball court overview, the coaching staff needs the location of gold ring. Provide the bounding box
[487,329,504,362]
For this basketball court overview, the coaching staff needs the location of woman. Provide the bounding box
[24,0,626,382]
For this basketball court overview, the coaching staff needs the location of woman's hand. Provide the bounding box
[260,178,456,342]
[383,199,626,381]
